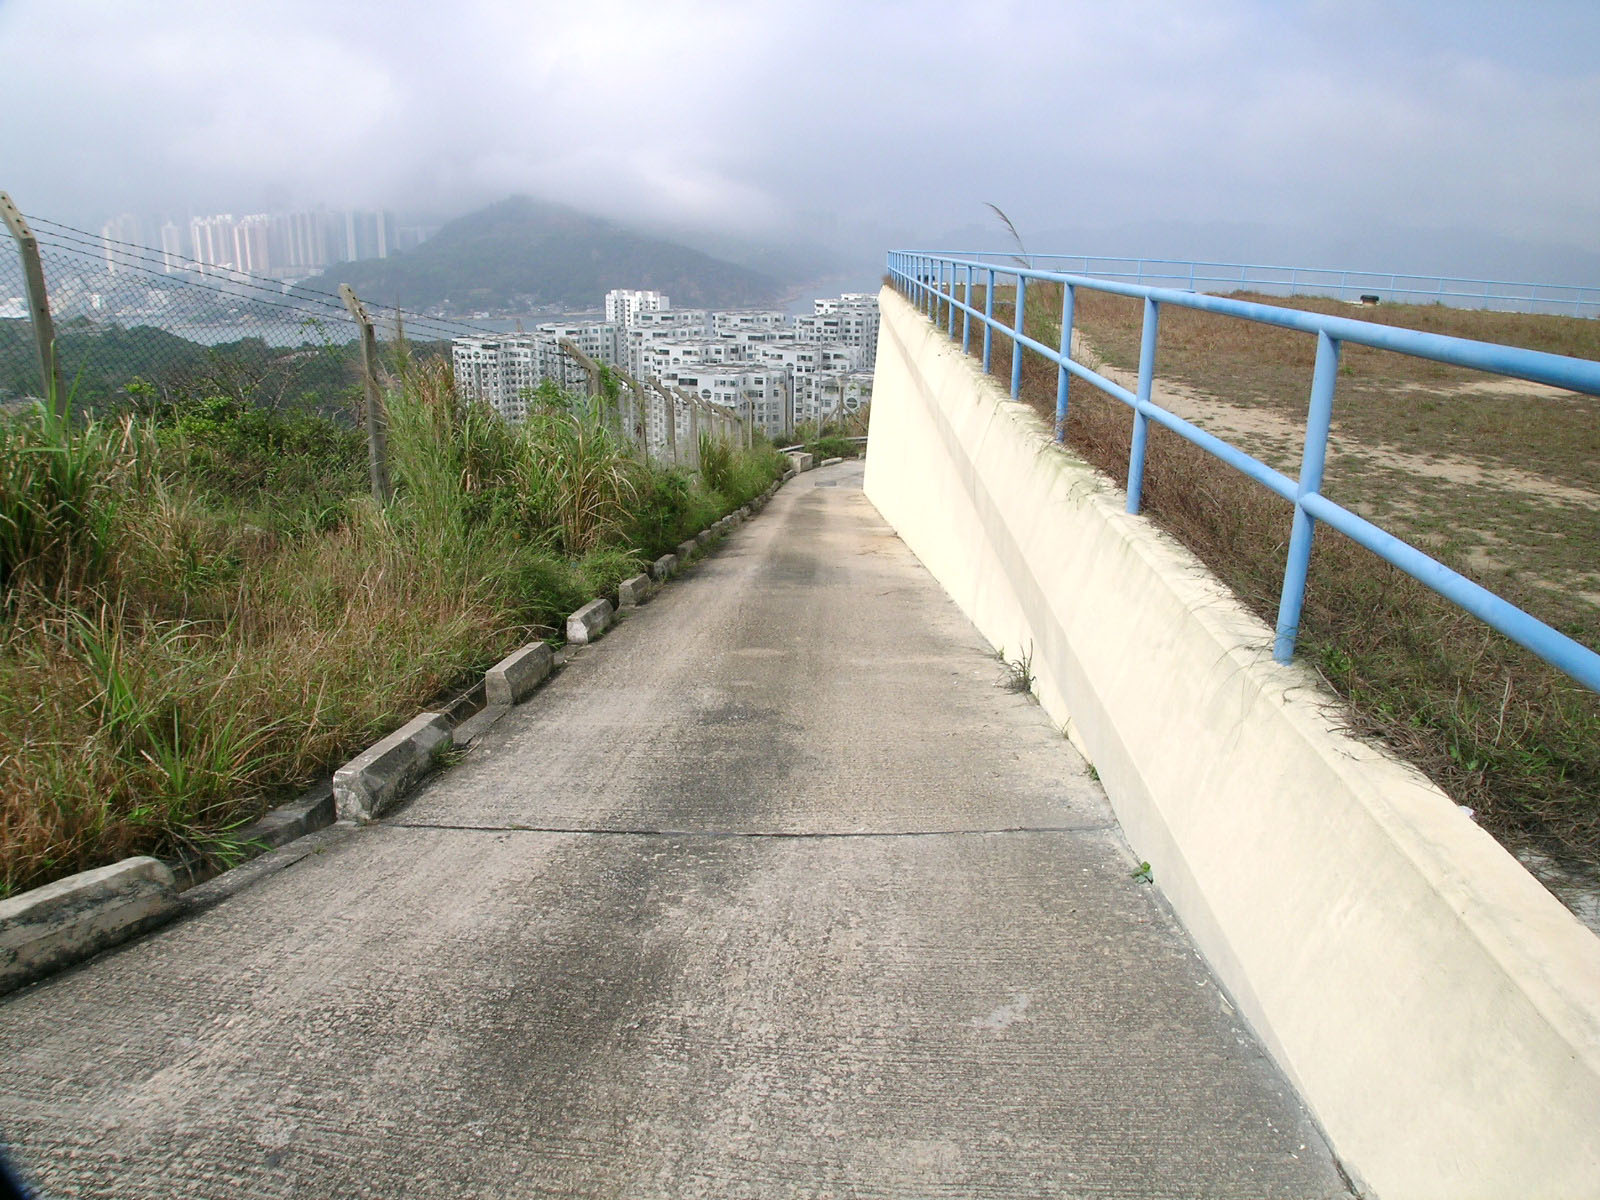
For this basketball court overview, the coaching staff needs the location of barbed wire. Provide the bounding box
[0,210,585,412]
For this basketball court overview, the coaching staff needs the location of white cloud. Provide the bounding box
[0,0,1594,273]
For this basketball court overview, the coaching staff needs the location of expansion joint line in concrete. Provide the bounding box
[387,822,1117,839]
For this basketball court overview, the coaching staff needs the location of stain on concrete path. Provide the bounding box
[0,460,1351,1199]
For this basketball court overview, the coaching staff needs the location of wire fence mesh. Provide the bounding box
[0,209,756,463]
[0,211,521,414]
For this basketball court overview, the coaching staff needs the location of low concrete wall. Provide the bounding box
[865,285,1600,1199]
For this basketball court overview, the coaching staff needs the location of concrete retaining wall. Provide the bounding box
[864,285,1600,1199]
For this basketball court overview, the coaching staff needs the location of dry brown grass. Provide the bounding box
[944,280,1600,870]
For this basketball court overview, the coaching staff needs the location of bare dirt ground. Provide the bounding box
[1070,331,1600,614]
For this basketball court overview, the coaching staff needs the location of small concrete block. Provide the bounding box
[740,504,753,519]
[1,857,179,995]
[485,642,552,706]
[333,712,452,824]
[566,597,614,645]
[696,529,713,547]
[236,784,336,851]
[781,468,796,482]
[676,539,697,563]
[821,456,843,467]
[651,553,678,581]
[617,573,651,608]
[787,451,814,472]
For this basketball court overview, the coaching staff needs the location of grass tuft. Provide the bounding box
[0,366,783,895]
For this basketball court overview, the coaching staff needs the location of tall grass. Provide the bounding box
[0,365,783,895]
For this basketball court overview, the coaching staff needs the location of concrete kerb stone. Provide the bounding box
[485,642,553,706]
[332,712,453,824]
[780,468,796,483]
[821,456,844,467]
[676,539,698,564]
[651,553,678,582]
[234,784,335,853]
[696,529,713,547]
[566,597,614,645]
[617,573,652,608]
[1,857,180,996]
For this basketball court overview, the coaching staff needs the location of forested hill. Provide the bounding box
[309,196,780,313]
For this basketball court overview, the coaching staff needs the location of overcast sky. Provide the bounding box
[1,0,1596,279]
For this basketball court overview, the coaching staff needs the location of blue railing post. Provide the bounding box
[1273,330,1342,663]
[982,269,995,374]
[1125,297,1160,514]
[1055,283,1075,442]
[962,264,972,354]
[945,260,956,336]
[1010,274,1027,401]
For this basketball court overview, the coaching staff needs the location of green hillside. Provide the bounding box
[309,196,780,313]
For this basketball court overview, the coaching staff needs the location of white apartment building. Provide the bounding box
[643,339,743,380]
[537,322,621,369]
[99,214,142,275]
[624,309,712,377]
[452,333,590,421]
[453,291,873,436]
[189,215,237,273]
[604,288,670,327]
[712,310,786,336]
[158,223,185,273]
[658,365,790,440]
[813,371,875,423]
[232,215,273,275]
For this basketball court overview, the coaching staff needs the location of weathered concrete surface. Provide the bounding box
[0,461,1348,1200]
[617,573,652,608]
[332,711,452,823]
[650,552,677,581]
[485,642,553,706]
[566,597,613,644]
[867,287,1600,1198]
[0,858,178,996]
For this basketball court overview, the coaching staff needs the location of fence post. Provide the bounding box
[0,192,66,418]
[1273,331,1341,663]
[653,381,678,465]
[983,268,995,374]
[1009,274,1027,401]
[1055,283,1075,442]
[1125,298,1160,515]
[338,284,393,504]
[934,260,947,336]
[962,264,972,354]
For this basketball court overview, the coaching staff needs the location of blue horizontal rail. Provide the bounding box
[924,251,1600,318]
[886,250,1600,696]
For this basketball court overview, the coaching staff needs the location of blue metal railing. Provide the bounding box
[887,251,1600,695]
[926,252,1600,318]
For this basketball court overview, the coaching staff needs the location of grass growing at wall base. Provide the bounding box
[940,281,1600,872]
[0,362,784,895]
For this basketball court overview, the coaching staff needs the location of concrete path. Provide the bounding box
[0,461,1351,1199]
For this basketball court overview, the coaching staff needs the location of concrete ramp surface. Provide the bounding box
[0,460,1350,1199]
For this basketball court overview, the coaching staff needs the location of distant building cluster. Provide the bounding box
[452,288,878,437]
[100,209,432,281]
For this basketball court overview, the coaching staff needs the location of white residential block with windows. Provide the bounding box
[451,290,875,437]
[605,289,670,327]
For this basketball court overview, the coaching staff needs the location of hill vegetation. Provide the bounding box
[311,196,781,313]
[0,365,783,895]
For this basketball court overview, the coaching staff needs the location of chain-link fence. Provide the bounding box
[0,200,756,466]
